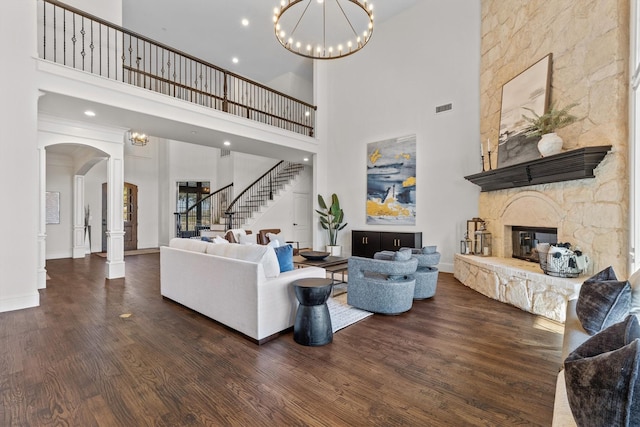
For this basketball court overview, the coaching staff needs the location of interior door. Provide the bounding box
[102,182,138,252]
[293,192,310,249]
[123,183,138,251]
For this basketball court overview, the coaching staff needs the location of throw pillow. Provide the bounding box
[213,236,229,244]
[273,244,294,273]
[629,268,640,314]
[201,236,212,242]
[266,232,286,247]
[576,266,631,335]
[394,248,413,261]
[564,315,640,426]
[267,239,280,249]
[238,233,257,245]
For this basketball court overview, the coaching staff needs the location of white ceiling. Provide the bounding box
[44,0,419,159]
[121,0,419,86]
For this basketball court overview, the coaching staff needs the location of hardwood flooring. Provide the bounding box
[0,254,563,426]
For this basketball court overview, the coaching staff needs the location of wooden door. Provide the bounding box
[102,182,138,252]
[123,183,138,251]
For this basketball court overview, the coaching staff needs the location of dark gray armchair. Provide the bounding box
[347,251,418,314]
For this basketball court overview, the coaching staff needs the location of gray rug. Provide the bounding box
[327,293,373,332]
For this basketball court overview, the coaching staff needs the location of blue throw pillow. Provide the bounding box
[273,244,294,273]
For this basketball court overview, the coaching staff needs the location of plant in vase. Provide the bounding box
[522,102,578,157]
[316,193,347,256]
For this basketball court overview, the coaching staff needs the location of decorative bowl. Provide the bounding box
[299,250,330,261]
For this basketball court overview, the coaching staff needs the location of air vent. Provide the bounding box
[435,103,452,113]
[220,149,231,157]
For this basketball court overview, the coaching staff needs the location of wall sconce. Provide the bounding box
[130,131,148,146]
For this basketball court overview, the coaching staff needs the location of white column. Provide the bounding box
[72,175,87,258]
[106,157,125,278]
[37,147,47,289]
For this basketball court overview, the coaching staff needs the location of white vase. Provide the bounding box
[326,245,341,256]
[537,133,564,157]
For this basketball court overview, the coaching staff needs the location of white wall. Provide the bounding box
[45,153,74,259]
[0,0,40,312]
[63,0,122,25]
[232,153,280,193]
[267,71,314,105]
[319,0,482,272]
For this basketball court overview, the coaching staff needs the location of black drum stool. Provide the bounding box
[292,278,333,346]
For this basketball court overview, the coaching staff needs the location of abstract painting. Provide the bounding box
[497,54,552,168]
[366,135,416,225]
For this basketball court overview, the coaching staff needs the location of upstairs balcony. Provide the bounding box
[37,0,317,138]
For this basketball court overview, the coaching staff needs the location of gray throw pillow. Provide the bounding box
[576,266,631,335]
[394,248,412,261]
[564,315,640,426]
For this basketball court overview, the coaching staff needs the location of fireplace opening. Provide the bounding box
[511,226,557,262]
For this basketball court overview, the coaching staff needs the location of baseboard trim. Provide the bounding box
[0,292,40,313]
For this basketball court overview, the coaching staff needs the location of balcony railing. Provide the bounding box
[38,0,317,137]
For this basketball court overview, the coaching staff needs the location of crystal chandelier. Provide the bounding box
[274,0,374,60]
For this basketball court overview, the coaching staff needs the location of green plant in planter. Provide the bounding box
[522,102,579,137]
[316,193,347,246]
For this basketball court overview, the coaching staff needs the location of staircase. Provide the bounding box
[225,161,306,229]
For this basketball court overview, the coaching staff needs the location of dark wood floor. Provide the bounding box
[0,254,563,426]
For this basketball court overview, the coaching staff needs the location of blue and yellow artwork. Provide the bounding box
[366,135,416,225]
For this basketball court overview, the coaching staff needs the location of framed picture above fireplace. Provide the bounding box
[497,54,552,168]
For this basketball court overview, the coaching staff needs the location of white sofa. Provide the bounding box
[160,238,325,344]
[553,270,640,426]
[552,299,589,426]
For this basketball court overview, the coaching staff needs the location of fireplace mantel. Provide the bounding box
[465,145,612,192]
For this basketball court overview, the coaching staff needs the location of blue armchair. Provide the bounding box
[375,246,440,299]
[347,251,418,314]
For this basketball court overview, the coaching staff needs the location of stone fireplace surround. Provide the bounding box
[454,191,589,323]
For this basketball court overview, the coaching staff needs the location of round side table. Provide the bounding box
[292,278,333,346]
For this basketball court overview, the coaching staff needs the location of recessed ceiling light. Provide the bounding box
[303,157,309,162]
[232,57,239,64]
[84,110,96,117]
[223,141,231,146]
[241,18,249,26]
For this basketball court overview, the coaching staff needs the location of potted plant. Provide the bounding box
[522,102,579,157]
[316,193,347,256]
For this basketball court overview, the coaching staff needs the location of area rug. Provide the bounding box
[327,293,373,333]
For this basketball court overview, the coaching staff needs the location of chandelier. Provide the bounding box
[274,0,374,60]
[129,132,149,146]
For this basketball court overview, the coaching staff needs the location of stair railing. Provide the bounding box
[37,0,317,137]
[174,184,233,238]
[225,161,304,229]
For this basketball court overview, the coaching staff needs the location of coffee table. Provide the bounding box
[293,255,348,296]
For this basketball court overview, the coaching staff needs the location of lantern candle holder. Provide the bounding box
[474,223,492,256]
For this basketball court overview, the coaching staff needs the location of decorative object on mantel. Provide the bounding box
[474,223,492,256]
[464,145,612,192]
[522,102,579,157]
[480,138,494,171]
[537,242,588,278]
[497,54,552,168]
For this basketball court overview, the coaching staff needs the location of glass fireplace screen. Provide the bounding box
[511,226,557,262]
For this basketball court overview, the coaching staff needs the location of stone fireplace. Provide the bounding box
[454,191,587,323]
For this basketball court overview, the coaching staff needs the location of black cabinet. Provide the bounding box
[352,231,422,258]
